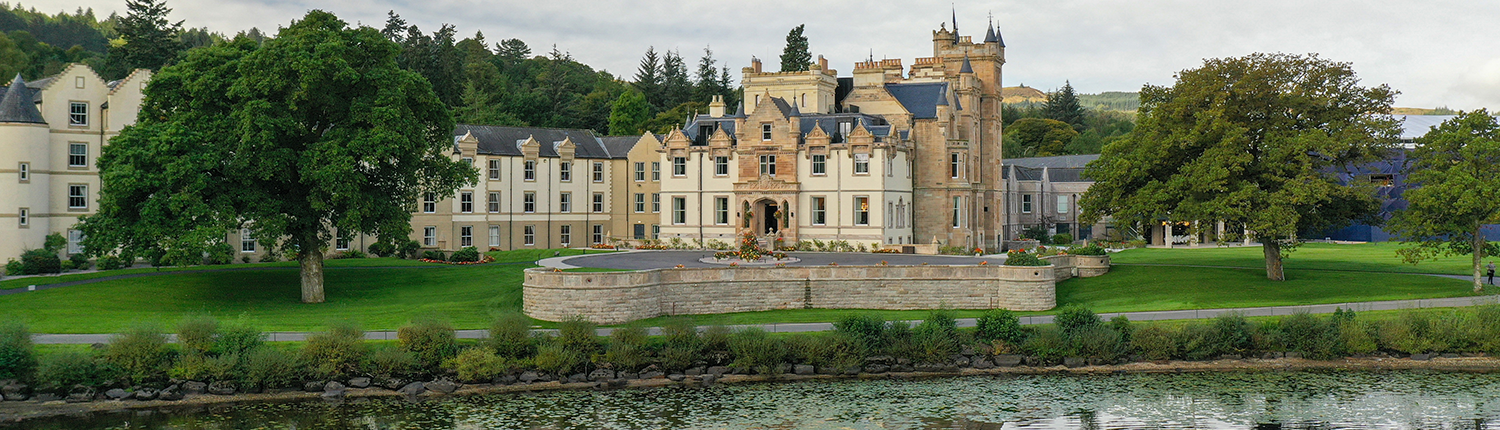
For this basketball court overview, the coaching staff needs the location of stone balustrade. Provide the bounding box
[523,255,1109,324]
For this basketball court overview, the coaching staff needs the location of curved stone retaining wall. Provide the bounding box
[524,255,1109,324]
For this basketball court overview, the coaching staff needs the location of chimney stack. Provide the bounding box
[751,57,762,73]
[818,55,828,71]
[708,95,726,118]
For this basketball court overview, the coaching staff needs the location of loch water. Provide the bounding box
[9,370,1500,429]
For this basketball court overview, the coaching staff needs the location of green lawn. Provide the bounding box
[1109,242,1486,275]
[485,247,616,263]
[0,257,442,291]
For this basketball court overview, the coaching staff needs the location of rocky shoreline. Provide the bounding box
[4,354,1499,424]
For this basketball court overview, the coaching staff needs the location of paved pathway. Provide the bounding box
[548,250,1000,270]
[33,295,1500,344]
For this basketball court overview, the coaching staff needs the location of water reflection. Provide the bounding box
[8,370,1500,429]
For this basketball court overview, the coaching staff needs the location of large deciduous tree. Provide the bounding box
[1003,118,1078,158]
[608,90,650,136]
[79,11,476,303]
[1080,53,1400,281]
[1387,110,1500,292]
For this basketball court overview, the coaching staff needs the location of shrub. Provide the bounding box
[258,251,280,263]
[368,241,397,257]
[834,314,888,357]
[340,250,367,259]
[216,322,265,357]
[97,254,125,271]
[1054,305,1100,336]
[20,249,61,275]
[0,321,35,381]
[59,260,75,271]
[1206,313,1254,356]
[910,310,960,364]
[1051,233,1073,245]
[398,318,458,373]
[787,333,861,370]
[168,353,239,382]
[241,348,302,390]
[661,317,701,351]
[449,247,481,263]
[975,309,1026,345]
[1337,319,1378,356]
[1074,325,1125,362]
[557,316,599,356]
[1070,244,1107,256]
[1131,325,1179,361]
[104,324,173,384]
[1381,311,1440,355]
[1279,313,1337,360]
[302,322,368,379]
[4,259,22,276]
[534,343,586,376]
[68,253,90,270]
[602,325,651,371]
[366,347,417,380]
[399,240,422,259]
[700,325,733,366]
[176,316,220,357]
[1021,326,1071,365]
[1004,251,1047,266]
[205,243,235,265]
[729,328,786,374]
[422,250,447,261]
[489,313,535,359]
[35,352,112,393]
[1474,305,1500,355]
[445,347,513,383]
[1179,322,1215,360]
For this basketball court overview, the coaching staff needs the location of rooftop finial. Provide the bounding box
[951,6,959,41]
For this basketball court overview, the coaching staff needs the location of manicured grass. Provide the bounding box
[0,257,442,291]
[1109,242,1485,275]
[485,247,616,263]
[1055,265,1485,313]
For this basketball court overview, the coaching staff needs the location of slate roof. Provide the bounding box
[1048,168,1087,182]
[987,22,1005,47]
[452,124,611,159]
[797,113,893,141]
[598,135,643,159]
[1396,115,1458,140]
[960,55,974,74]
[0,74,46,124]
[1005,154,1100,169]
[769,97,796,117]
[683,117,739,144]
[884,82,953,119]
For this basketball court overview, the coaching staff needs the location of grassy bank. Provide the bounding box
[1109,242,1485,275]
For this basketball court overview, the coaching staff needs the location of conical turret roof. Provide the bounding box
[0,74,45,124]
[960,54,974,74]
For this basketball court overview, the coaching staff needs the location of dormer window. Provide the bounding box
[761,123,772,141]
[837,121,853,143]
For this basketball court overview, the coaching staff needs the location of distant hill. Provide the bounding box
[1004,86,1140,112]
[1002,86,1046,104]
[1393,107,1459,115]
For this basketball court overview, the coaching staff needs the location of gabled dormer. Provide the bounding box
[519,136,541,159]
[32,63,110,132]
[555,137,576,160]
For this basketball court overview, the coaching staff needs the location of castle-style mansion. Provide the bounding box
[1,20,1108,262]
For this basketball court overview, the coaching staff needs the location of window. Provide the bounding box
[633,224,646,240]
[524,160,536,180]
[634,162,646,181]
[1057,195,1070,214]
[838,121,853,142]
[69,144,87,168]
[761,123,772,140]
[592,224,603,245]
[950,153,961,178]
[336,231,351,250]
[18,208,28,227]
[1369,174,1395,187]
[461,157,474,167]
[758,155,776,176]
[854,196,869,226]
[460,192,474,213]
[652,193,660,213]
[559,225,571,246]
[715,197,729,225]
[422,193,436,213]
[592,162,604,182]
[487,192,500,213]
[524,225,535,245]
[17,162,28,182]
[714,156,728,176]
[74,76,85,88]
[1021,194,1033,214]
[488,159,501,180]
[854,154,869,174]
[240,229,255,252]
[672,197,686,224]
[524,192,536,213]
[460,226,473,247]
[652,224,660,239]
[68,102,87,126]
[489,225,501,247]
[558,192,571,213]
[423,226,437,246]
[68,185,87,209]
[651,162,661,181]
[67,229,83,255]
[634,193,646,213]
[811,154,826,175]
[952,196,963,228]
[559,161,571,181]
[812,197,826,225]
[592,193,604,213]
[672,157,686,176]
[888,202,894,228]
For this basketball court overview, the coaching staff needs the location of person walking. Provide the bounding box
[1488,261,1497,286]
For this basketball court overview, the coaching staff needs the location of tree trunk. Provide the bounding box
[1263,240,1285,281]
[1473,223,1485,293]
[300,247,325,303]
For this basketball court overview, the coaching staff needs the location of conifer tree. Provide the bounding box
[693,46,726,104]
[779,24,810,72]
[1042,81,1084,130]
[661,49,691,109]
[634,47,662,109]
[103,0,182,77]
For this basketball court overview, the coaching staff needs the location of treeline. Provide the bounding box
[2,305,1498,401]
[0,1,235,80]
[1002,82,1135,157]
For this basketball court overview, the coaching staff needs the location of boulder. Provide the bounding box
[706,366,728,376]
[518,371,540,384]
[667,374,686,382]
[1410,353,1432,361]
[567,373,588,384]
[1063,357,1087,368]
[104,388,130,400]
[952,356,971,367]
[960,346,976,356]
[620,372,639,380]
[699,374,717,385]
[638,371,664,380]
[304,381,327,392]
[32,393,60,402]
[864,364,890,374]
[685,367,705,376]
[426,380,459,394]
[914,363,953,373]
[324,381,346,392]
[381,378,407,390]
[842,366,862,375]
[777,363,793,375]
[816,366,838,375]
[347,377,371,389]
[497,375,518,385]
[398,382,425,396]
[972,359,994,369]
[207,381,236,395]
[181,381,207,395]
[993,355,1023,367]
[891,364,915,373]
[794,364,815,375]
[2,383,29,401]
[158,385,183,401]
[133,388,158,401]
[589,369,616,381]
[322,381,347,399]
[607,379,628,388]
[65,385,95,403]
[865,356,894,366]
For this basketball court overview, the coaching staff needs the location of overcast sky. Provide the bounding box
[34,0,1500,110]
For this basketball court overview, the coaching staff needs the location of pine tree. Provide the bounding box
[779,24,810,72]
[380,11,406,43]
[103,0,182,77]
[661,49,691,109]
[1042,81,1085,130]
[634,47,662,110]
[693,46,725,104]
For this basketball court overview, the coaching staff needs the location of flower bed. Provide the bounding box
[420,255,495,265]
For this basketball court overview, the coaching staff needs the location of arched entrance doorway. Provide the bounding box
[754,199,779,235]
